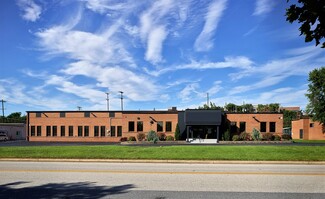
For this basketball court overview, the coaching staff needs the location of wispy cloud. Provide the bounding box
[145,56,253,76]
[253,0,274,16]
[194,0,227,51]
[17,0,42,22]
[145,26,167,64]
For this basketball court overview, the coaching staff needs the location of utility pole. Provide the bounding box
[77,106,82,111]
[1,99,6,123]
[119,91,123,111]
[106,92,109,111]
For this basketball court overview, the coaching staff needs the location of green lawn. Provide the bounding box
[0,145,324,161]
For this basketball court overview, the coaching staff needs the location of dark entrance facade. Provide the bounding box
[182,109,222,142]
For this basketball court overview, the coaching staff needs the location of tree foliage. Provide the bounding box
[198,102,224,110]
[306,67,325,127]
[1,112,26,123]
[286,0,325,48]
[283,110,299,128]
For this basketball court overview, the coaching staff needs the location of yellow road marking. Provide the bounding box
[1,169,324,176]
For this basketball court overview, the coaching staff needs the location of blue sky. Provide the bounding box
[1,0,325,115]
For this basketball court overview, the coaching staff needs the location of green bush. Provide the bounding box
[166,135,174,141]
[252,128,260,141]
[224,130,231,141]
[262,132,274,141]
[137,133,145,141]
[232,135,240,141]
[239,132,251,141]
[147,130,158,142]
[281,134,292,140]
[274,134,281,141]
[128,136,136,141]
[157,132,166,141]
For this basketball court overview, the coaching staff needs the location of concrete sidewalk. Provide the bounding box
[1,158,325,165]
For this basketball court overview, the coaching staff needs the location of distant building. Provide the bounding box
[0,123,26,140]
[292,117,325,140]
[26,109,283,142]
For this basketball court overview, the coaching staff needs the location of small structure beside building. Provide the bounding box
[0,123,26,140]
[292,117,325,140]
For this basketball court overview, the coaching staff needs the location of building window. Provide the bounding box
[52,126,57,136]
[137,121,143,132]
[240,122,246,132]
[94,126,99,137]
[269,122,276,132]
[78,126,83,137]
[37,126,41,136]
[16,131,20,136]
[260,122,266,132]
[157,121,163,132]
[310,123,314,128]
[100,126,106,137]
[111,126,116,136]
[84,112,90,117]
[36,112,41,118]
[128,121,135,132]
[31,126,35,136]
[60,112,66,118]
[117,126,122,137]
[61,126,65,136]
[166,121,172,132]
[84,126,89,137]
[230,122,237,134]
[299,129,303,139]
[109,112,115,118]
[69,126,73,137]
[46,126,51,136]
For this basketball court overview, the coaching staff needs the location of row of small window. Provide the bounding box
[30,125,122,137]
[230,122,276,133]
[128,121,172,132]
[35,112,116,118]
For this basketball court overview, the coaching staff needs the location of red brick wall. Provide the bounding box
[292,118,325,140]
[226,113,283,134]
[27,111,178,142]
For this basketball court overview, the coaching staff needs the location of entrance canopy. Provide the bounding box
[184,109,222,126]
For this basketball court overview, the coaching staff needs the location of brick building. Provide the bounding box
[26,109,283,142]
[292,117,325,140]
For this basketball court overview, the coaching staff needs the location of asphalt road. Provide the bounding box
[0,161,324,198]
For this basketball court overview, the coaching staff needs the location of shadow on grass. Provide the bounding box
[0,181,135,199]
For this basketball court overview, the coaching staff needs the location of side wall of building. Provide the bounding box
[292,119,325,140]
[0,123,26,140]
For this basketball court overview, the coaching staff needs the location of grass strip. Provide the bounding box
[0,145,324,161]
[293,139,325,143]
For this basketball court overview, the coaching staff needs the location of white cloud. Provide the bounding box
[194,0,227,51]
[17,0,42,22]
[253,0,274,16]
[178,83,200,103]
[145,26,167,64]
[145,56,253,76]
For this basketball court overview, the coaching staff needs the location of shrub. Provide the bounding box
[157,132,166,141]
[120,137,127,142]
[174,124,180,140]
[262,132,274,141]
[147,130,158,142]
[252,128,261,141]
[166,135,174,141]
[281,134,292,140]
[224,130,231,141]
[274,134,281,141]
[128,136,136,141]
[232,135,240,141]
[137,133,145,141]
[239,132,251,141]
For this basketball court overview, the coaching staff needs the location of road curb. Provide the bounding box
[1,158,325,165]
